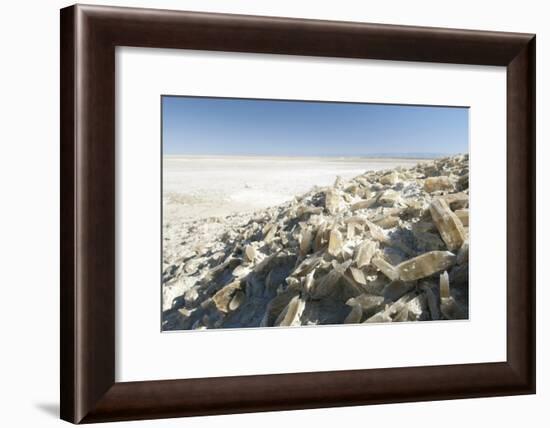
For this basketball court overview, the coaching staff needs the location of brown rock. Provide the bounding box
[455,209,469,226]
[424,176,454,192]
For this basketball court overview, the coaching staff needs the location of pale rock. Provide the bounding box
[349,266,367,285]
[354,240,378,268]
[440,270,450,299]
[232,264,251,279]
[229,290,245,311]
[244,245,257,262]
[275,295,306,327]
[351,197,377,211]
[365,220,389,243]
[313,221,328,250]
[378,189,400,207]
[183,287,199,305]
[406,294,427,320]
[328,228,344,256]
[333,175,345,189]
[372,255,400,281]
[325,189,342,214]
[397,251,456,281]
[364,311,393,323]
[429,198,466,250]
[264,223,277,242]
[379,171,398,185]
[303,269,316,294]
[393,306,409,322]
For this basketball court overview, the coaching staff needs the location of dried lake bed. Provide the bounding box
[162,155,469,331]
[163,156,424,223]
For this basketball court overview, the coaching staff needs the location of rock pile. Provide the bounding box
[162,154,469,330]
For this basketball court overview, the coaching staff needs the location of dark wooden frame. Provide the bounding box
[60,4,536,424]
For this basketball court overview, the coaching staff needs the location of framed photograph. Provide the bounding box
[60,4,536,424]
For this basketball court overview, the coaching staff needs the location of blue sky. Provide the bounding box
[162,96,469,157]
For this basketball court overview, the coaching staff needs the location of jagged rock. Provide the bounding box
[325,189,342,214]
[397,251,456,281]
[365,220,389,243]
[299,228,313,257]
[344,303,363,324]
[455,209,469,226]
[429,199,466,250]
[232,264,251,278]
[328,228,344,256]
[457,242,469,265]
[442,192,469,210]
[379,171,398,185]
[440,270,450,299]
[378,189,400,207]
[354,240,378,268]
[364,311,392,323]
[303,270,316,294]
[349,266,367,285]
[351,197,377,211]
[245,245,257,262]
[164,154,469,330]
[313,221,328,250]
[184,287,199,305]
[275,295,306,326]
[261,290,299,327]
[229,290,246,311]
[374,215,400,229]
[264,223,277,242]
[212,281,242,313]
[406,294,427,320]
[424,176,454,193]
[347,294,384,312]
[372,255,399,281]
[420,283,440,320]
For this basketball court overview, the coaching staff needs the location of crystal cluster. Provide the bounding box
[163,154,469,330]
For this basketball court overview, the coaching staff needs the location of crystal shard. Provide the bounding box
[397,251,456,281]
[429,198,466,250]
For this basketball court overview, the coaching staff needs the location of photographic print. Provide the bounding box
[161,96,469,331]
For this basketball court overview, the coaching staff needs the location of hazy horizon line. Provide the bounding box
[163,152,465,159]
